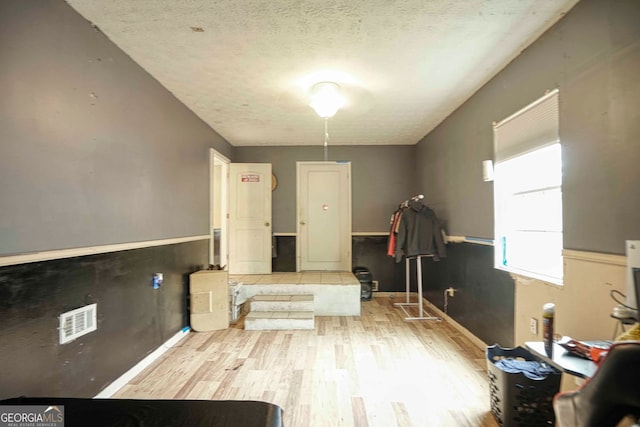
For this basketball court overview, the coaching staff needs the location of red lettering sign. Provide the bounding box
[241,174,260,183]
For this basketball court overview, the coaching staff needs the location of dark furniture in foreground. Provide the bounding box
[553,341,640,427]
[1,397,283,427]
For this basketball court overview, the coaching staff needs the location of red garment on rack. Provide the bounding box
[387,209,404,256]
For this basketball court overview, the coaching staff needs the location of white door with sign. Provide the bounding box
[228,163,272,274]
[297,161,351,271]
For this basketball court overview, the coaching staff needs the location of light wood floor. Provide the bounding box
[114,295,500,427]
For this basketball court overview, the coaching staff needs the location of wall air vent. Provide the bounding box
[59,303,97,344]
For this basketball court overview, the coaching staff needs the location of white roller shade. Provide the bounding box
[494,89,559,162]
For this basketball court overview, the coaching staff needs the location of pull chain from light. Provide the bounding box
[324,118,329,161]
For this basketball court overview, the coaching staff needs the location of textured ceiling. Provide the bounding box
[66,0,578,146]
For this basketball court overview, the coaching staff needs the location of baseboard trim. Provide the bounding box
[421,297,488,351]
[0,235,210,267]
[94,327,191,398]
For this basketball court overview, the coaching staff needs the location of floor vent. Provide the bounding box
[59,303,97,344]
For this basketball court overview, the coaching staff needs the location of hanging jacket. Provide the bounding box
[394,200,446,262]
[387,209,404,256]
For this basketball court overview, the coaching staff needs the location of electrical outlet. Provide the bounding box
[530,317,538,335]
[371,280,379,292]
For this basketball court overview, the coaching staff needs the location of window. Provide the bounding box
[493,90,563,284]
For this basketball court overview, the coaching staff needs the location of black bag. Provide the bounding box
[353,266,373,301]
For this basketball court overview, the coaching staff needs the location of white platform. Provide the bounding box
[229,272,361,316]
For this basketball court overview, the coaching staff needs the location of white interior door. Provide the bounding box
[297,161,351,272]
[228,163,272,274]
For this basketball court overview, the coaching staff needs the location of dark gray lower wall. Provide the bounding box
[273,235,399,291]
[352,236,397,292]
[421,243,514,347]
[0,240,208,399]
[272,236,296,273]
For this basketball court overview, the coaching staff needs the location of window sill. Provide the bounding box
[495,265,564,287]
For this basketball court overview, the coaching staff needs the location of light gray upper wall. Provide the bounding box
[416,0,640,254]
[0,0,234,256]
[235,146,417,233]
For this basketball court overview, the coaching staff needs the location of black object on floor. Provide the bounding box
[353,266,373,301]
[0,397,284,427]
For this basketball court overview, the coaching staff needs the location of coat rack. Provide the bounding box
[390,193,443,321]
[394,255,441,321]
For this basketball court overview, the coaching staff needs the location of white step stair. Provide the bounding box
[244,310,314,330]
[244,295,315,331]
[249,295,314,312]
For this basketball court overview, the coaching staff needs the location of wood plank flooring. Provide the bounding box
[114,295,499,427]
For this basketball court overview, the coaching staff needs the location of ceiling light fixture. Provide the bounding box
[309,82,345,161]
[309,81,345,119]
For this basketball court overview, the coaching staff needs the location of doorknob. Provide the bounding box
[264,222,270,227]
[299,221,306,225]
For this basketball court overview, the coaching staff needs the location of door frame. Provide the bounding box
[209,148,230,268]
[296,161,352,272]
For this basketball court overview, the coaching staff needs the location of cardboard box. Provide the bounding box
[189,270,229,331]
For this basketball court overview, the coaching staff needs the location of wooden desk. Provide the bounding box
[525,341,598,379]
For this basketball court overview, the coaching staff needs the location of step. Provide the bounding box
[250,295,314,312]
[244,310,315,331]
